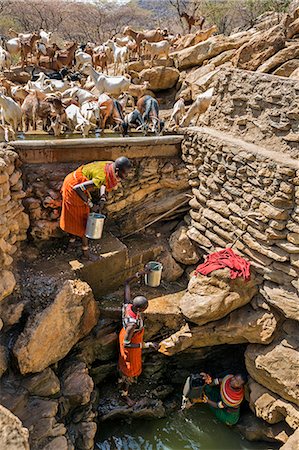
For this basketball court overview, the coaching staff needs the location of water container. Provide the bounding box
[85,213,106,239]
[145,261,163,287]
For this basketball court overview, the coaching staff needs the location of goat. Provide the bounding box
[21,90,52,131]
[180,87,214,127]
[105,40,129,75]
[62,87,96,106]
[82,64,131,96]
[55,42,77,70]
[137,95,164,135]
[39,29,52,45]
[0,46,11,71]
[93,51,108,75]
[0,93,22,137]
[36,42,60,66]
[124,109,144,132]
[142,40,170,65]
[169,98,186,127]
[123,27,165,55]
[80,101,102,128]
[65,104,92,137]
[20,33,39,67]
[74,49,92,70]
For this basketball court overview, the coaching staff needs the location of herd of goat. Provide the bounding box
[0,26,215,140]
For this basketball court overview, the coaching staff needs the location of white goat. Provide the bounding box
[75,50,92,70]
[65,104,92,137]
[6,37,21,57]
[0,46,11,71]
[180,88,214,127]
[80,101,101,128]
[82,64,130,97]
[143,40,170,64]
[39,29,52,45]
[169,98,185,127]
[0,93,22,137]
[105,40,129,74]
[62,87,96,106]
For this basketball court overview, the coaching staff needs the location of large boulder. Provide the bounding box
[21,368,60,397]
[248,378,299,430]
[13,280,99,374]
[273,59,299,76]
[257,44,299,73]
[281,428,299,450]
[180,268,257,326]
[0,270,16,302]
[172,31,252,70]
[159,302,277,356]
[236,411,292,444]
[157,250,184,281]
[261,282,299,321]
[233,25,286,71]
[61,361,94,409]
[245,321,299,406]
[169,225,201,265]
[138,66,180,91]
[0,405,29,450]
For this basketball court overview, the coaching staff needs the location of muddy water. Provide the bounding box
[96,408,277,450]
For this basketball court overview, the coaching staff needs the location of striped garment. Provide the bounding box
[220,375,244,408]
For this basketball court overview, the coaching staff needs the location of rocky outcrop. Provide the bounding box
[13,280,99,374]
[236,411,292,444]
[169,225,201,265]
[0,405,29,450]
[261,282,299,321]
[257,44,299,73]
[245,321,299,406]
[61,361,94,409]
[281,428,299,450]
[180,268,257,326]
[137,66,180,91]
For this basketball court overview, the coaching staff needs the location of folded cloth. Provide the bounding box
[195,248,251,281]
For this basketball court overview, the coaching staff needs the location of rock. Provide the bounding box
[245,321,299,406]
[159,303,277,356]
[286,16,299,39]
[0,404,29,450]
[281,428,299,450]
[0,297,25,327]
[187,226,212,248]
[248,378,299,430]
[273,59,299,76]
[13,280,99,374]
[169,226,201,265]
[70,421,97,450]
[0,343,8,377]
[261,282,299,321]
[157,250,184,281]
[180,268,257,326]
[0,270,16,302]
[90,362,115,384]
[236,411,292,444]
[172,31,251,70]
[138,66,180,91]
[42,436,68,450]
[257,44,299,73]
[233,26,285,70]
[21,368,60,397]
[98,396,166,421]
[61,361,94,408]
[259,203,289,220]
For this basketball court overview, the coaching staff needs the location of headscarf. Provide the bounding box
[220,375,244,408]
[105,162,119,192]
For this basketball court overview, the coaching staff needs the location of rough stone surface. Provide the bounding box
[61,361,94,409]
[137,66,180,91]
[180,268,257,326]
[21,368,60,397]
[281,428,299,450]
[236,411,292,444]
[157,250,184,281]
[261,282,299,321]
[169,225,201,265]
[245,321,299,406]
[13,280,99,374]
[0,405,29,450]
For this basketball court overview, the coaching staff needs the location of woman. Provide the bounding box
[60,156,131,260]
[185,372,246,426]
[118,268,158,404]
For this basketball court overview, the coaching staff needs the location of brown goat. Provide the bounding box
[93,51,108,74]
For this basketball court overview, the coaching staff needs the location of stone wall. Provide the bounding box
[0,145,29,307]
[22,157,189,240]
[203,67,299,159]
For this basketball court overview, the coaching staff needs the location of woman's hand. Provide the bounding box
[91,204,99,213]
[200,372,212,384]
[143,342,159,350]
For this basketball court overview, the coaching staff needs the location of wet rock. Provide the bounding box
[159,303,277,356]
[90,362,115,384]
[98,396,166,421]
[237,411,292,443]
[0,297,25,328]
[13,280,99,374]
[0,404,29,450]
[21,368,60,397]
[233,26,285,71]
[248,378,299,430]
[138,66,180,91]
[169,226,201,265]
[61,361,94,409]
[261,282,299,321]
[42,436,68,450]
[157,250,184,282]
[69,421,97,450]
[0,343,8,377]
[281,428,299,450]
[245,321,299,406]
[180,268,257,326]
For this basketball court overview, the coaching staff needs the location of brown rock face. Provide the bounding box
[61,361,94,409]
[13,280,99,374]
[180,268,257,326]
[159,303,277,356]
[0,344,8,376]
[169,226,201,265]
[0,405,29,450]
[257,44,299,73]
[281,428,299,450]
[157,250,184,282]
[233,26,286,71]
[245,321,299,406]
[261,282,299,321]
[138,66,180,91]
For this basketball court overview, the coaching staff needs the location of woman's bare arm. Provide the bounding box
[123,324,141,348]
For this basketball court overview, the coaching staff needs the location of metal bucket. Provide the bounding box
[85,213,106,239]
[145,261,163,287]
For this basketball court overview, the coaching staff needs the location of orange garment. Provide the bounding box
[118,327,144,378]
[60,166,89,238]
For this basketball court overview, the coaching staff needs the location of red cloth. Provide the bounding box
[221,375,244,408]
[195,248,251,281]
[104,162,119,192]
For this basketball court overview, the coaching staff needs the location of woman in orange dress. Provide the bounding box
[118,268,158,404]
[60,156,131,260]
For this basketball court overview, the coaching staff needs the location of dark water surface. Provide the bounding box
[96,408,276,450]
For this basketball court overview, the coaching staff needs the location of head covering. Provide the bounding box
[105,162,119,191]
[220,375,244,408]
